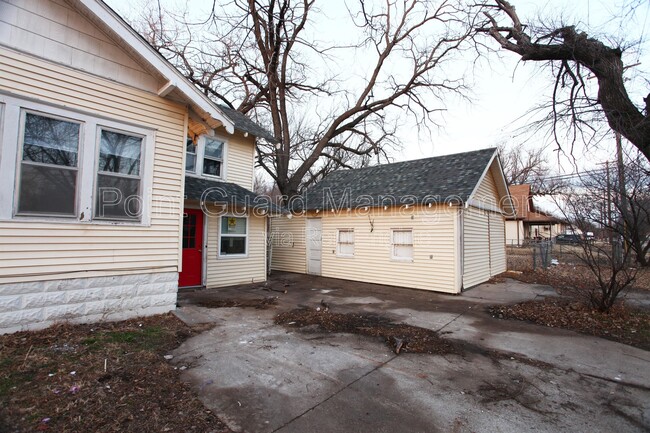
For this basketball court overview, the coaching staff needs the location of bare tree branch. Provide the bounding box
[477,0,650,162]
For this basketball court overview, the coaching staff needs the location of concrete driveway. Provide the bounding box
[173,273,650,433]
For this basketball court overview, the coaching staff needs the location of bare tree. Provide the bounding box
[477,0,650,162]
[136,0,481,199]
[498,143,548,184]
[578,149,650,266]
[553,186,637,312]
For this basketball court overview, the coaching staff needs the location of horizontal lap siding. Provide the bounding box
[473,170,499,208]
[0,48,186,284]
[318,206,458,293]
[226,134,255,190]
[0,0,159,91]
[270,217,306,274]
[463,207,490,288]
[205,214,266,287]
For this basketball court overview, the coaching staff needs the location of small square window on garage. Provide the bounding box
[392,229,413,261]
[337,228,354,257]
[220,216,247,256]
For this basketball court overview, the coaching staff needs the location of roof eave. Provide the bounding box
[76,0,236,134]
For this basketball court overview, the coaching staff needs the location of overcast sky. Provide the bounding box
[106,0,649,177]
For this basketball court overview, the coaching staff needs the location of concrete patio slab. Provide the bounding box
[173,273,650,432]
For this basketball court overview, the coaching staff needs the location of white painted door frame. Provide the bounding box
[306,218,322,275]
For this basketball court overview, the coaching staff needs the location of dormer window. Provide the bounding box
[203,138,223,177]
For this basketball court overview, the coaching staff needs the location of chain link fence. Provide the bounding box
[506,241,611,272]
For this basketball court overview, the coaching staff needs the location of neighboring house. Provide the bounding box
[0,0,270,333]
[505,184,564,246]
[270,148,514,293]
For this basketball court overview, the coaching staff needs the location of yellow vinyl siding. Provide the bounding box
[225,133,255,189]
[270,216,307,274]
[462,207,490,288]
[320,207,458,293]
[204,213,266,287]
[272,206,459,293]
[0,0,160,91]
[0,47,186,284]
[473,170,499,209]
[489,212,506,275]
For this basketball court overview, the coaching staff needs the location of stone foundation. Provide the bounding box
[0,272,178,334]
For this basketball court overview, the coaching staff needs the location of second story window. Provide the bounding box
[203,138,223,177]
[186,138,196,173]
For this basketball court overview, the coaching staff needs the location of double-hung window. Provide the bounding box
[0,95,154,224]
[185,138,197,173]
[203,138,223,177]
[391,229,413,261]
[337,229,355,257]
[220,216,247,256]
[95,128,143,221]
[17,112,81,216]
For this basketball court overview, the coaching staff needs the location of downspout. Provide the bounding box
[458,205,465,292]
[266,215,272,276]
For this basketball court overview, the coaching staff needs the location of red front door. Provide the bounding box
[179,208,204,287]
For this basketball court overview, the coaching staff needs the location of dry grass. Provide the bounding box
[0,314,230,433]
[489,299,650,350]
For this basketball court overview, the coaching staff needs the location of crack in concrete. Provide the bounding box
[270,354,399,433]
[434,307,470,333]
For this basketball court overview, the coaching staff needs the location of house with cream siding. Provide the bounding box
[0,0,271,333]
[505,184,564,246]
[270,148,514,293]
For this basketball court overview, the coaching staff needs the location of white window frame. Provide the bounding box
[336,228,355,257]
[0,92,155,226]
[391,228,414,262]
[218,214,248,258]
[185,137,197,174]
[94,125,146,222]
[14,109,83,218]
[185,134,228,180]
[201,136,226,179]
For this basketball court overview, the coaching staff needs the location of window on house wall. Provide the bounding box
[391,229,413,261]
[17,112,80,216]
[337,228,355,256]
[203,138,223,177]
[220,216,247,256]
[95,128,143,221]
[185,137,196,173]
[0,95,154,224]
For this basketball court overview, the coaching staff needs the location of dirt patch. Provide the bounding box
[192,297,278,309]
[0,314,231,433]
[276,308,458,355]
[489,299,650,351]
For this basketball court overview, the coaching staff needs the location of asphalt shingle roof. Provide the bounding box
[297,148,498,211]
[217,105,276,142]
[184,176,280,213]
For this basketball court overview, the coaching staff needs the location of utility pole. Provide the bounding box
[605,161,613,245]
[616,131,628,252]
